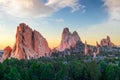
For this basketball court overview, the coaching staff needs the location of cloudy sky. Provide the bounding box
[0,0,120,49]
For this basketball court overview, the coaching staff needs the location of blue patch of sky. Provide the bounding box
[52,0,108,28]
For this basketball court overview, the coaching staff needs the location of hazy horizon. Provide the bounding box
[0,0,120,50]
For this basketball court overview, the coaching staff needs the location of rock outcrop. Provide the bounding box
[1,46,12,61]
[84,41,100,56]
[56,28,82,51]
[84,41,88,55]
[100,36,115,47]
[2,23,50,60]
[96,41,100,54]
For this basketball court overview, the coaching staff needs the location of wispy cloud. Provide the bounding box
[45,0,85,13]
[0,0,84,18]
[103,0,120,21]
[0,0,53,18]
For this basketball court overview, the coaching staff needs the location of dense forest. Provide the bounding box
[0,53,120,80]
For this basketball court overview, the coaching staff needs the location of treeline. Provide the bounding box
[0,56,120,80]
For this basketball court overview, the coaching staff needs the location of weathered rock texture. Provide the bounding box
[84,41,100,56]
[1,46,12,61]
[100,36,115,47]
[2,23,50,60]
[56,28,82,51]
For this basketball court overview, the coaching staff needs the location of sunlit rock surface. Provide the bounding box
[100,36,115,47]
[1,46,12,61]
[56,28,82,51]
[2,23,50,60]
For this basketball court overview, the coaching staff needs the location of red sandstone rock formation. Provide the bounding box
[100,36,115,47]
[56,28,81,51]
[2,23,50,60]
[96,41,100,54]
[84,41,88,55]
[2,46,12,61]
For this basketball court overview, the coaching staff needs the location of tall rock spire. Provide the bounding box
[96,41,99,54]
[56,27,82,51]
[2,23,50,60]
[84,41,88,55]
[100,36,115,47]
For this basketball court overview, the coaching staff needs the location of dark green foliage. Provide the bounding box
[84,61,101,80]
[0,54,120,80]
[3,66,20,80]
[104,64,120,80]
[68,61,85,80]
[55,63,68,80]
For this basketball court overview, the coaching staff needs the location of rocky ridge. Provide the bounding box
[1,24,118,61]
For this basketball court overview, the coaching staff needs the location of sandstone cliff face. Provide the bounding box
[57,28,82,51]
[33,30,50,58]
[2,23,50,60]
[10,23,35,59]
[100,36,115,47]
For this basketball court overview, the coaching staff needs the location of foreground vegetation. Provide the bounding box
[0,53,120,80]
